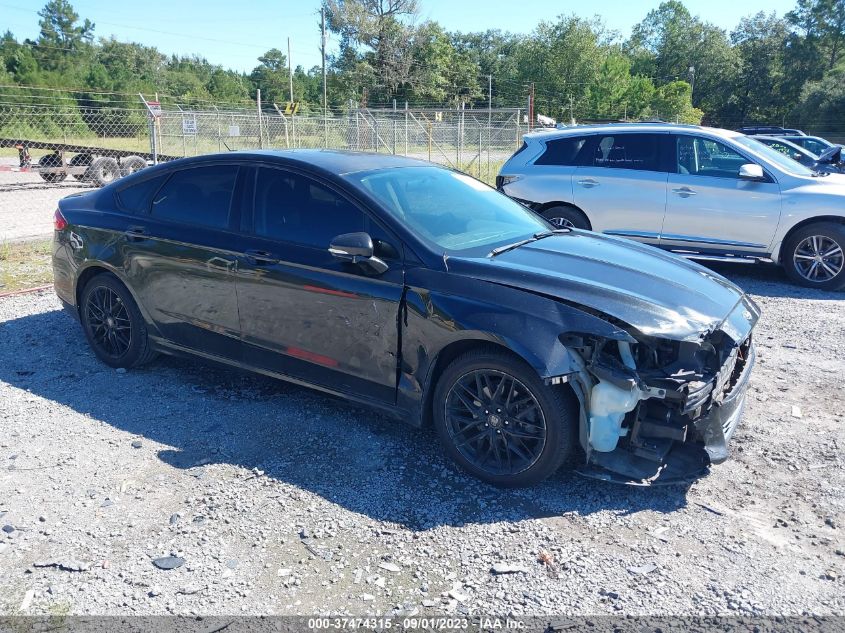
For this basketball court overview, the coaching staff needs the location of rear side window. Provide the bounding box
[151,165,239,229]
[589,134,662,171]
[535,136,588,166]
[115,174,167,213]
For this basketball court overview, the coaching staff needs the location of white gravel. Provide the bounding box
[0,158,93,242]
[0,262,843,618]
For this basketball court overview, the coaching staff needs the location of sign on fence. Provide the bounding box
[182,117,197,135]
[228,125,240,137]
[146,100,162,118]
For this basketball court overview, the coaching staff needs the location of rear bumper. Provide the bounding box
[580,342,755,486]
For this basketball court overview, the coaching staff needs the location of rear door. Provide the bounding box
[571,133,670,245]
[661,135,782,255]
[234,165,405,404]
[123,163,244,359]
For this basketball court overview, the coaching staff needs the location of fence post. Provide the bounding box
[479,127,483,181]
[516,109,521,148]
[139,93,159,165]
[257,89,264,149]
[215,105,222,152]
[404,102,409,156]
[392,119,397,155]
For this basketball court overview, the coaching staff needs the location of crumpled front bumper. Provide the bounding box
[578,342,756,486]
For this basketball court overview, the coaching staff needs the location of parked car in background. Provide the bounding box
[751,136,845,174]
[737,125,804,136]
[53,150,759,486]
[497,123,845,290]
[779,134,844,155]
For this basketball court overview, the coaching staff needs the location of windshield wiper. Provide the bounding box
[488,229,569,257]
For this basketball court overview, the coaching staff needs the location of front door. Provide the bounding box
[572,132,669,246]
[661,135,782,255]
[125,163,243,359]
[234,166,405,404]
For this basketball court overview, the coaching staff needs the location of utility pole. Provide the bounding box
[288,37,294,103]
[321,6,328,147]
[487,74,492,129]
[689,65,696,102]
[528,82,535,132]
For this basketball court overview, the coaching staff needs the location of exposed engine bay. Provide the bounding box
[561,322,755,485]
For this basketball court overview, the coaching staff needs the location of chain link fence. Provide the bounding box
[1,90,526,186]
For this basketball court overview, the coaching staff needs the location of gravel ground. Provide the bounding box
[0,262,843,619]
[0,158,93,243]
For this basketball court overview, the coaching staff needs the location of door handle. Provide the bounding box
[577,178,599,188]
[244,249,279,265]
[124,226,147,241]
[672,187,697,197]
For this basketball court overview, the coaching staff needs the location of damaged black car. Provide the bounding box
[52,150,759,487]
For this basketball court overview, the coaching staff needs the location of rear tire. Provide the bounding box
[541,205,590,230]
[79,273,157,368]
[69,154,94,181]
[37,153,67,183]
[782,222,845,290]
[433,348,578,487]
[120,155,147,177]
[87,157,121,187]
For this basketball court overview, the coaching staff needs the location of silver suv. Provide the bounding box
[497,123,845,290]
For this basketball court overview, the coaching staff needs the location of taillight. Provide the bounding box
[54,208,68,231]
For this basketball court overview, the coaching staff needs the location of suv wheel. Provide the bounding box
[433,349,578,487]
[783,222,845,290]
[541,205,590,230]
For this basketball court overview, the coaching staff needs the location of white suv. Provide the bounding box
[497,123,845,290]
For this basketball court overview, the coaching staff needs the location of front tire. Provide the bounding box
[79,274,157,368]
[541,205,590,230]
[433,349,578,487]
[783,222,845,290]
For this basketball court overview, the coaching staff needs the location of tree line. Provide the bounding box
[1,0,843,137]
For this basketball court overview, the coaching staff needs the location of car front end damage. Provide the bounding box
[558,296,760,485]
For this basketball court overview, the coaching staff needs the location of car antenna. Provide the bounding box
[222,140,234,151]
[443,252,450,272]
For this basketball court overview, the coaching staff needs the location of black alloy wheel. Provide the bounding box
[80,274,157,368]
[434,349,577,487]
[85,285,132,359]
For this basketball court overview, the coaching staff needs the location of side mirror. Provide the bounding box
[793,152,804,162]
[738,163,765,181]
[329,232,388,275]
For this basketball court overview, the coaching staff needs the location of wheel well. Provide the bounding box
[537,202,592,230]
[74,266,112,310]
[420,339,537,427]
[779,216,845,262]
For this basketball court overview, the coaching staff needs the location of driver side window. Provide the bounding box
[676,136,746,179]
[249,167,400,259]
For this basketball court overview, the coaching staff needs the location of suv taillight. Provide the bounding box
[54,208,68,231]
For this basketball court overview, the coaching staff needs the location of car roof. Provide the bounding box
[157,149,431,176]
[753,135,805,148]
[523,123,740,142]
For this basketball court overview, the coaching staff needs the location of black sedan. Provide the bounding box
[52,151,759,486]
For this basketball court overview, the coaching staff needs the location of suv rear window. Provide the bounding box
[589,134,661,171]
[151,165,239,229]
[535,136,588,166]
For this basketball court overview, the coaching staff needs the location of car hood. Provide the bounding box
[448,231,759,342]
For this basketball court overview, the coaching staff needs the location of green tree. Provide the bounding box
[628,1,737,118]
[36,0,95,70]
[787,0,845,71]
[729,12,790,124]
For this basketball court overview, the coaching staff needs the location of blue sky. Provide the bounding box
[2,0,797,74]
